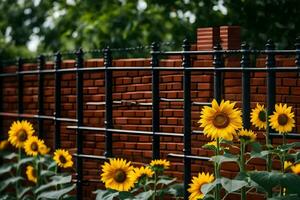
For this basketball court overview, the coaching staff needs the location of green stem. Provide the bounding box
[265,127,272,172]
[280,134,287,196]
[215,138,221,200]
[152,172,158,200]
[16,147,21,197]
[240,142,246,200]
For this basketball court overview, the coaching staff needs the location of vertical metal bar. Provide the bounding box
[295,37,300,75]
[54,52,62,149]
[151,42,160,159]
[17,58,24,120]
[37,55,45,138]
[104,47,113,157]
[182,39,191,200]
[266,40,276,143]
[75,49,84,200]
[0,60,3,139]
[213,43,223,102]
[241,43,251,129]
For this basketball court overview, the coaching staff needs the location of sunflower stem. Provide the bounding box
[280,134,287,196]
[152,172,158,200]
[214,138,221,200]
[240,142,246,200]
[16,147,22,197]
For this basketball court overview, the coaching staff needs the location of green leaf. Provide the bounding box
[0,163,14,175]
[249,171,282,192]
[18,157,35,167]
[40,170,55,177]
[280,173,300,195]
[211,153,238,165]
[37,184,75,200]
[132,190,154,200]
[156,177,176,186]
[94,189,119,200]
[203,194,215,200]
[3,152,18,160]
[0,176,24,192]
[34,175,72,194]
[221,177,248,193]
[118,191,134,200]
[268,194,300,200]
[166,183,184,197]
[201,179,220,195]
[278,142,300,151]
[17,187,31,199]
[249,150,269,161]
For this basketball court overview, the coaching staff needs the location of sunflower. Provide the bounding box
[130,166,154,183]
[284,161,293,171]
[24,136,43,156]
[0,140,9,150]
[269,103,295,134]
[188,172,214,200]
[26,165,37,183]
[101,158,135,191]
[198,99,243,141]
[53,149,73,168]
[237,129,257,142]
[291,163,300,175]
[250,103,267,130]
[8,120,35,148]
[150,159,170,170]
[38,142,50,155]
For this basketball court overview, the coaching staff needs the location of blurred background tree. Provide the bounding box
[0,0,299,59]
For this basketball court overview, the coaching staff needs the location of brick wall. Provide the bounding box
[1,26,299,200]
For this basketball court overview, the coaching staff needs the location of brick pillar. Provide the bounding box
[219,26,241,50]
[197,27,220,50]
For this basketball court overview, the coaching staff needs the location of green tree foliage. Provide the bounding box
[0,0,299,59]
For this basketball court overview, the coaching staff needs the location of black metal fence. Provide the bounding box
[0,38,300,200]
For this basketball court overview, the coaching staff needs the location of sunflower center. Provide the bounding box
[59,155,67,164]
[18,130,27,142]
[258,111,266,122]
[278,114,288,126]
[31,168,37,178]
[213,113,229,128]
[114,170,126,183]
[31,142,38,151]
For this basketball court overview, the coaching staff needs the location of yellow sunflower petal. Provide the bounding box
[269,103,295,134]
[8,120,35,148]
[53,149,73,168]
[149,159,170,170]
[250,103,267,130]
[100,158,135,191]
[26,165,37,183]
[188,172,214,200]
[24,136,43,156]
[198,99,242,141]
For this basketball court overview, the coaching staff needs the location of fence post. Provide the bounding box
[266,40,276,142]
[75,48,84,200]
[104,47,113,157]
[54,52,62,149]
[265,40,276,174]
[241,43,251,128]
[151,42,160,159]
[295,37,300,74]
[17,57,24,120]
[213,43,223,102]
[37,55,45,138]
[182,39,191,200]
[0,60,2,139]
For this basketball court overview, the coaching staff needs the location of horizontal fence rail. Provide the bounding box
[0,37,300,200]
